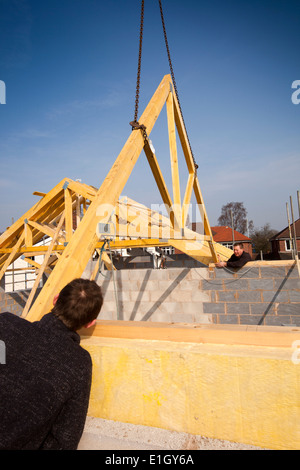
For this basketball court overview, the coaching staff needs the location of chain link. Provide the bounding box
[131,0,144,129]
[131,0,198,171]
[158,0,198,170]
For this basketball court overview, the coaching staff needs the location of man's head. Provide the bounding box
[51,278,103,331]
[233,242,244,257]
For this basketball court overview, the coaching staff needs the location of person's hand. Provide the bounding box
[215,260,226,268]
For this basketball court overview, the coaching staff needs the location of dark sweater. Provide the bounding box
[226,250,252,269]
[0,312,92,450]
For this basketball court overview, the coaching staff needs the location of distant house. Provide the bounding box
[191,223,253,257]
[270,218,300,259]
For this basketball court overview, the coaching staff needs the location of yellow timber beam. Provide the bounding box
[25,75,173,322]
[1,75,230,320]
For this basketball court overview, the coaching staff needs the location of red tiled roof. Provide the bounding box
[210,226,251,243]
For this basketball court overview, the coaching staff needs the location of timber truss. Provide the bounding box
[0,75,232,322]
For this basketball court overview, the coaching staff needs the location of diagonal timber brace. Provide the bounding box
[25,75,173,321]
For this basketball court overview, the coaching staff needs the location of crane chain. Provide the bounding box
[158,0,198,170]
[130,0,198,171]
[130,0,145,130]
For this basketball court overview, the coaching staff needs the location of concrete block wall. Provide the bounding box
[83,260,300,327]
[1,261,299,327]
[0,276,41,317]
[83,262,211,324]
[203,262,300,326]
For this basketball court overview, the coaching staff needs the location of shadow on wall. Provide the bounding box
[257,263,296,325]
[97,268,190,321]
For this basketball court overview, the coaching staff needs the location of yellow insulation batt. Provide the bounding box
[80,321,300,450]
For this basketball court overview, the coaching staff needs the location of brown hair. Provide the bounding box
[233,242,244,249]
[52,278,103,331]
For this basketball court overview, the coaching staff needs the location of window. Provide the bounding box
[221,242,233,250]
[161,246,175,255]
[285,239,291,251]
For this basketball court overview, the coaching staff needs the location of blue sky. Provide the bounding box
[0,0,299,234]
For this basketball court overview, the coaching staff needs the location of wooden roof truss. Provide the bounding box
[0,75,232,321]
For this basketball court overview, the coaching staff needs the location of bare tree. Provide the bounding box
[251,223,278,254]
[218,202,253,235]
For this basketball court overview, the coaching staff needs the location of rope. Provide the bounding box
[107,240,120,320]
[98,240,110,279]
[193,264,255,286]
[97,239,120,320]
